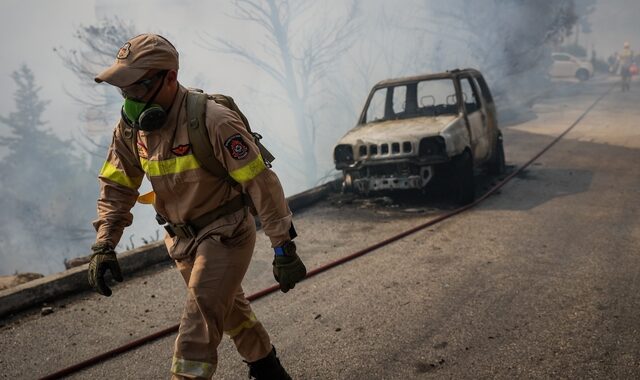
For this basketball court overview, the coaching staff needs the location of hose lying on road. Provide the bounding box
[39,83,615,380]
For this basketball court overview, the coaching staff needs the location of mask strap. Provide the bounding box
[140,71,168,113]
[121,107,134,128]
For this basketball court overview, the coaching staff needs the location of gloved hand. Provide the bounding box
[88,242,123,297]
[272,241,307,293]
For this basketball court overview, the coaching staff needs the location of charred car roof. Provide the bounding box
[373,68,483,88]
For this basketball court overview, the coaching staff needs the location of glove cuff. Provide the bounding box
[274,241,296,257]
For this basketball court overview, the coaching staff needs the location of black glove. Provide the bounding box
[272,241,307,293]
[88,242,123,297]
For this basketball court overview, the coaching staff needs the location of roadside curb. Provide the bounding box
[0,179,340,319]
[0,242,167,319]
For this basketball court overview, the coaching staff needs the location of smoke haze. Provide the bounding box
[0,0,638,275]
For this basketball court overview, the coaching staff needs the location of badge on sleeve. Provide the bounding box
[224,134,249,160]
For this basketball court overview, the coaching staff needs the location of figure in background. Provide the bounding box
[618,42,634,91]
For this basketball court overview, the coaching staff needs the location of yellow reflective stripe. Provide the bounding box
[140,154,201,177]
[229,155,267,183]
[224,312,258,337]
[137,191,156,205]
[171,356,214,378]
[99,161,143,189]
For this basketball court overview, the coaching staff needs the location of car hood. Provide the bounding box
[337,115,457,145]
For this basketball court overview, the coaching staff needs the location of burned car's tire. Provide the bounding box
[488,135,506,175]
[451,151,475,205]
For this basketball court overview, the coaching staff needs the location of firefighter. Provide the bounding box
[618,41,634,91]
[88,33,306,379]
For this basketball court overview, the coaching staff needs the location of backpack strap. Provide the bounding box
[210,94,253,132]
[118,121,138,164]
[186,91,238,186]
[210,94,276,166]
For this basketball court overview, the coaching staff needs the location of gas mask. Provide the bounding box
[120,72,168,132]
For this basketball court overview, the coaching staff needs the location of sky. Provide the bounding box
[0,0,278,148]
[0,0,94,142]
[0,0,378,185]
[1,0,638,146]
[588,0,640,56]
[1,0,639,275]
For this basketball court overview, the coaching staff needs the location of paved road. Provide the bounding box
[1,77,639,379]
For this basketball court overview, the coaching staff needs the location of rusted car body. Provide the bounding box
[333,68,505,204]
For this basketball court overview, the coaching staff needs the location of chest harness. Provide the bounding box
[118,90,275,239]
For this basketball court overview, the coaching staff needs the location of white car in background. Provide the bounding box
[550,52,593,81]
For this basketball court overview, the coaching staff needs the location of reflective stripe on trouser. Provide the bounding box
[171,213,272,379]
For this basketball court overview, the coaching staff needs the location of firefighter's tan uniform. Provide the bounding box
[94,84,292,379]
[619,46,634,68]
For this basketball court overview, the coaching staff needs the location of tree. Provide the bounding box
[572,0,597,46]
[0,65,96,275]
[53,16,140,190]
[55,17,136,132]
[200,0,360,187]
[417,0,578,95]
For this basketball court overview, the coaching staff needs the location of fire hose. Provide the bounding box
[39,83,614,379]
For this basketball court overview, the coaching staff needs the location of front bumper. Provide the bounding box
[350,166,433,193]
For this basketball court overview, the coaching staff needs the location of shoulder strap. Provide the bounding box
[118,121,138,162]
[210,94,276,165]
[186,91,238,185]
[210,94,253,133]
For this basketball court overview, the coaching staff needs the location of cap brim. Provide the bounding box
[94,64,149,87]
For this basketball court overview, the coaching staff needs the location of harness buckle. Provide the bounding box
[165,223,197,239]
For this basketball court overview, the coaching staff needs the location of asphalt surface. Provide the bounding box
[1,76,639,379]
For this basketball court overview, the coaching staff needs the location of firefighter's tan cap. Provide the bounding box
[95,34,179,87]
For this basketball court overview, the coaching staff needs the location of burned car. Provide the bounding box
[334,68,505,204]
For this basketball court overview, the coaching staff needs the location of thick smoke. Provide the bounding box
[0,0,621,275]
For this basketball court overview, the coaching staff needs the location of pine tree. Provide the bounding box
[0,64,96,275]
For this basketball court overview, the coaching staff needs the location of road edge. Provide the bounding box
[0,179,340,319]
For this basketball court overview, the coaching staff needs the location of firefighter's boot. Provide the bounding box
[246,346,292,380]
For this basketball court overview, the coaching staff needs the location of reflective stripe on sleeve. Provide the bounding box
[229,155,267,184]
[171,356,215,378]
[224,312,258,338]
[99,161,143,189]
[140,154,201,177]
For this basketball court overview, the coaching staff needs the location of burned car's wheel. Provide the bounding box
[576,68,590,82]
[451,151,475,205]
[488,135,506,175]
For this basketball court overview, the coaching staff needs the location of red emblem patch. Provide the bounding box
[171,144,191,157]
[224,134,249,160]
